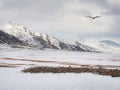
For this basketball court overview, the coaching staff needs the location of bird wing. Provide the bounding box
[94,16,101,18]
[86,16,93,18]
[86,16,101,19]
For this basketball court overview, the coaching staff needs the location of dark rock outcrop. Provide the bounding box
[0,30,25,45]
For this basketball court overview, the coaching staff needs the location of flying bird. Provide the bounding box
[86,16,101,19]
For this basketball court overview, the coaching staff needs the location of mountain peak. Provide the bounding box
[3,22,25,30]
[0,22,62,49]
[100,40,120,47]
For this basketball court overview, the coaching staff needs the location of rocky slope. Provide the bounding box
[0,30,25,45]
[0,22,96,51]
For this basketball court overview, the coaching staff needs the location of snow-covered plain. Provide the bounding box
[0,68,120,90]
[0,44,120,67]
[0,44,120,90]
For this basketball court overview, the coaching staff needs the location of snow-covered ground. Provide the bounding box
[0,44,120,90]
[0,44,120,67]
[0,68,120,90]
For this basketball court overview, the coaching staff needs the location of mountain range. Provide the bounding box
[0,22,120,53]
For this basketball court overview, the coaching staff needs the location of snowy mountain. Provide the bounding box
[0,22,63,49]
[100,40,120,47]
[0,22,120,53]
[0,22,96,51]
[81,40,120,53]
[75,41,97,52]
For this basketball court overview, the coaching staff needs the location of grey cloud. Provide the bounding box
[0,0,120,40]
[0,0,66,23]
[107,6,120,16]
[80,0,108,6]
[79,0,120,16]
[110,17,120,37]
[0,0,30,9]
[77,0,120,38]
[0,0,65,14]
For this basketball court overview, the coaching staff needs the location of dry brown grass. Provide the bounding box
[1,57,120,77]
[0,62,35,68]
[2,57,120,69]
[0,65,17,68]
[23,66,120,77]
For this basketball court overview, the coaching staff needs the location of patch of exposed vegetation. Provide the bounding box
[23,66,120,77]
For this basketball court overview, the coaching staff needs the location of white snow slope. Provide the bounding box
[80,40,120,53]
[1,22,61,48]
[0,45,120,90]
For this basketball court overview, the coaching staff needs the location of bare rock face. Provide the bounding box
[0,30,25,45]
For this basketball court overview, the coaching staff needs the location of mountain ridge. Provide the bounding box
[0,22,120,53]
[100,40,120,47]
[0,22,96,52]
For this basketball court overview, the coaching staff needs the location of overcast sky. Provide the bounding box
[0,0,120,41]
